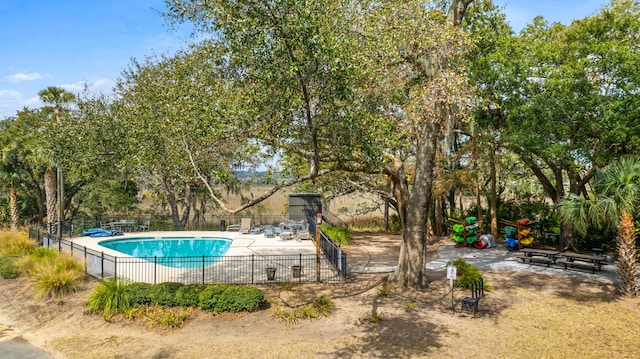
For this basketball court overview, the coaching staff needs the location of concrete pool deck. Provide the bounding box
[70,230,318,258]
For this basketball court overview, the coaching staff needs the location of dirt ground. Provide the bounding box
[1,233,638,358]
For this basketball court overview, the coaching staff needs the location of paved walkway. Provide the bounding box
[426,245,619,284]
[0,310,54,359]
[352,243,621,284]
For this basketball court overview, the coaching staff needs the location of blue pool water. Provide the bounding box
[98,237,232,268]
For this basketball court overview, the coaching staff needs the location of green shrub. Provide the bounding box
[175,284,206,307]
[447,258,490,290]
[0,255,21,279]
[213,286,264,313]
[198,283,231,311]
[150,282,184,307]
[320,225,353,245]
[129,282,153,306]
[86,278,132,320]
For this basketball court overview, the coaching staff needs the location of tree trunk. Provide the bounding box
[617,211,638,296]
[9,188,19,230]
[434,196,445,236]
[44,167,57,228]
[489,136,498,239]
[390,124,440,288]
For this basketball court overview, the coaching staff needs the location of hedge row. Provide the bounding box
[86,280,265,319]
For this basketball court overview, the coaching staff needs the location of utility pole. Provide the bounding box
[57,168,64,238]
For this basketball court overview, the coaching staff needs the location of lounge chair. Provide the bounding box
[264,226,275,238]
[295,227,310,241]
[273,226,282,236]
[294,224,310,241]
[239,218,252,234]
[281,230,296,240]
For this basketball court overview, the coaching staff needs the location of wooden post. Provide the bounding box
[315,213,322,282]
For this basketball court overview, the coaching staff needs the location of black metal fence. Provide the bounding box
[308,218,348,278]
[29,226,348,285]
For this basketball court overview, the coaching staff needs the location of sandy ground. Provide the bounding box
[0,233,632,358]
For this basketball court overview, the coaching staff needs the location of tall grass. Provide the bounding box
[0,255,21,279]
[0,230,37,256]
[27,254,85,299]
[86,278,132,320]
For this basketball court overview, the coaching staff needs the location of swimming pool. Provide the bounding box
[98,236,232,268]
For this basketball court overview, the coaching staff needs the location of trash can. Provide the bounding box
[292,265,302,278]
[220,220,226,231]
[592,248,604,257]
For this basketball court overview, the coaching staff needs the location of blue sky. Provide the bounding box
[0,0,607,119]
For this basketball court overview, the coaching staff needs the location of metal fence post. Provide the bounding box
[202,255,205,284]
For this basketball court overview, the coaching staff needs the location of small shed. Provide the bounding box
[288,193,322,222]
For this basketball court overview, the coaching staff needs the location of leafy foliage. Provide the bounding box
[197,283,264,313]
[320,224,353,245]
[174,284,206,307]
[213,286,264,313]
[448,258,490,290]
[0,255,20,279]
[150,282,184,307]
[129,282,153,306]
[197,283,231,311]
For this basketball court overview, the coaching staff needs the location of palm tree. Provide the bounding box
[0,146,22,230]
[559,156,640,296]
[37,86,75,231]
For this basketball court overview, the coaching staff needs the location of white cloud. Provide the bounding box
[0,89,21,100]
[24,96,41,106]
[0,90,25,117]
[3,72,43,83]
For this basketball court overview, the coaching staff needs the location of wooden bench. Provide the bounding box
[557,252,607,273]
[518,248,559,267]
[516,255,554,267]
[556,258,599,274]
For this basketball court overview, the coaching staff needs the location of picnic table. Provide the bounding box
[557,252,608,273]
[106,220,137,232]
[516,248,559,267]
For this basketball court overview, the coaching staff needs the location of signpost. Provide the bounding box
[447,265,457,310]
